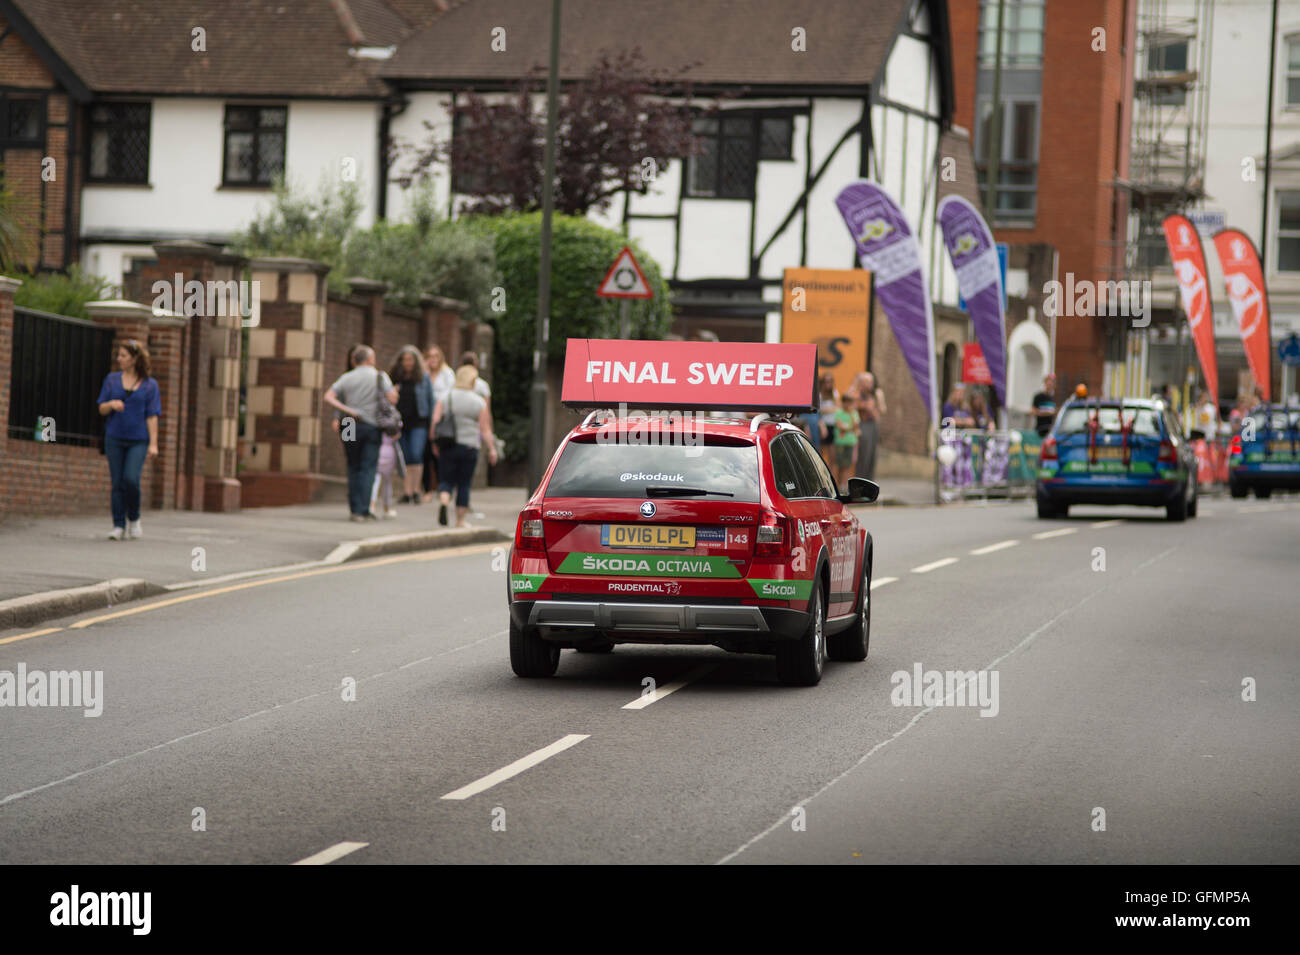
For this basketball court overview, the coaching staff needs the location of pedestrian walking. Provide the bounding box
[850,370,886,481]
[389,345,434,504]
[817,371,840,471]
[420,345,455,503]
[832,392,860,491]
[371,430,406,519]
[96,339,161,540]
[430,365,498,528]
[323,344,397,522]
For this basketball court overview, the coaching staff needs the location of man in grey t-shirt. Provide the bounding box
[324,345,397,520]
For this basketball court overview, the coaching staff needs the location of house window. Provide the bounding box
[758,115,794,160]
[223,105,286,186]
[975,97,1040,224]
[687,115,755,198]
[451,112,492,195]
[1,92,43,146]
[1287,37,1300,107]
[1278,192,1300,272]
[87,102,150,183]
[978,0,1045,69]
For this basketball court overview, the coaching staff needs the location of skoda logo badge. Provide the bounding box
[640,501,657,518]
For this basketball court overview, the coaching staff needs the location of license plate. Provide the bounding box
[1269,440,1295,453]
[1094,446,1124,461]
[602,524,696,549]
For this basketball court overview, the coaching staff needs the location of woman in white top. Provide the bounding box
[431,365,498,527]
[421,346,456,502]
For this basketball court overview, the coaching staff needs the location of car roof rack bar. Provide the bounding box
[580,409,608,429]
[749,413,771,433]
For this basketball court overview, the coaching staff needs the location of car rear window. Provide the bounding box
[1247,410,1299,433]
[1057,407,1162,437]
[545,438,761,501]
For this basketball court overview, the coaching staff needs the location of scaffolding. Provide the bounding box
[1109,0,1214,401]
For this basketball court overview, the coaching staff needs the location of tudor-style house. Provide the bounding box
[2,0,981,470]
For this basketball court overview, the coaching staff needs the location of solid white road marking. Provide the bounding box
[869,576,898,590]
[1089,519,1124,528]
[1032,527,1077,539]
[622,663,717,710]
[440,734,590,800]
[910,557,958,574]
[293,841,369,865]
[970,539,1019,556]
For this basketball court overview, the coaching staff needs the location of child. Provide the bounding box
[372,431,407,519]
[833,392,860,491]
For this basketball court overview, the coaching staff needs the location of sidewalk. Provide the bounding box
[0,478,935,628]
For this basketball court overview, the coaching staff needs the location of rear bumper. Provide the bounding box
[512,599,807,641]
[1037,478,1183,506]
[1230,466,1300,490]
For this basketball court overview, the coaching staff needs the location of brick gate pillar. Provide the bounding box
[138,240,247,511]
[239,256,329,506]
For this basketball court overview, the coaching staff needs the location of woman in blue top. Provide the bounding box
[96,339,161,540]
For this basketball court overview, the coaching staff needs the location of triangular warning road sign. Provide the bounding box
[596,246,654,299]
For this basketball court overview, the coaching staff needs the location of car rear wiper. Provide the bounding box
[644,486,735,497]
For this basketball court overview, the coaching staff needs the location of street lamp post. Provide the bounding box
[528,0,562,495]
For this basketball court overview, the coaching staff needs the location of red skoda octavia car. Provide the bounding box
[508,412,879,686]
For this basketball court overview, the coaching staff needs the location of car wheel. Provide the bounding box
[828,554,870,662]
[1256,487,1272,499]
[775,585,825,686]
[1166,485,1188,522]
[1187,482,1198,518]
[510,618,559,677]
[1229,479,1248,499]
[1036,497,1060,519]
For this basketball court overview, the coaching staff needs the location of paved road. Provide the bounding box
[2,496,1297,864]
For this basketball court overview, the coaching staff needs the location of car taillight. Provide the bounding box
[1229,435,1242,456]
[1039,437,1057,463]
[755,508,787,558]
[515,506,545,553]
[1158,441,1176,464]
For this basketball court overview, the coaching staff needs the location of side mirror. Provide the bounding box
[842,477,880,504]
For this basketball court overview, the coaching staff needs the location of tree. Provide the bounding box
[398,48,707,217]
[468,212,674,462]
[231,176,363,293]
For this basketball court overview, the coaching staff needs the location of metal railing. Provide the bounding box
[7,307,115,447]
[937,428,1042,502]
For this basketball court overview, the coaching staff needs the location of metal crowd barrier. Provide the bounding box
[937,429,1042,502]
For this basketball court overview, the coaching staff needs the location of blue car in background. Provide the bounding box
[1228,404,1300,499]
[1036,398,1198,521]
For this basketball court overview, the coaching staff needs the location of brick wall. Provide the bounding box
[0,13,75,270]
[948,0,1135,393]
[0,278,115,516]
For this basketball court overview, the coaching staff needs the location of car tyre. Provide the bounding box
[1187,482,1198,518]
[510,618,559,677]
[1256,487,1272,499]
[1036,497,1065,519]
[828,554,870,662]
[1166,485,1188,522]
[1229,479,1248,499]
[776,585,825,686]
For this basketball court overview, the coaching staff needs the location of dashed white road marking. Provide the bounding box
[1032,527,1078,540]
[869,576,898,590]
[622,663,717,710]
[440,734,590,800]
[970,539,1019,556]
[911,557,958,574]
[293,841,369,865]
[1090,519,1124,528]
